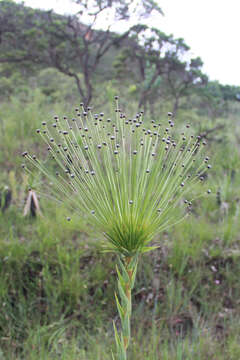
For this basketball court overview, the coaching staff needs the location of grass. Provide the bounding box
[0,88,240,358]
[0,196,239,359]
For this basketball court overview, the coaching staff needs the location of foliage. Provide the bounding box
[0,0,163,106]
[71,0,163,21]
[114,27,208,113]
[197,81,240,118]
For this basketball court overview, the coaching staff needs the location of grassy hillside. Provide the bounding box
[0,68,240,359]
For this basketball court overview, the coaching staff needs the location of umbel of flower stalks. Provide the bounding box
[23,98,211,359]
[23,99,211,256]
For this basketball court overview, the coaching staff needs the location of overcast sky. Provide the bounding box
[19,0,240,86]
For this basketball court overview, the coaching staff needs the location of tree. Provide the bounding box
[131,27,176,110]
[197,81,240,118]
[0,0,163,106]
[113,28,207,114]
[163,52,207,115]
[113,26,179,111]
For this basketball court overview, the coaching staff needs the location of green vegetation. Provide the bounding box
[0,1,240,359]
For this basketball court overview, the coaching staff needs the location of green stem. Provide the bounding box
[113,255,138,360]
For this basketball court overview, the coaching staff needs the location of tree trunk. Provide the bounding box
[173,97,179,116]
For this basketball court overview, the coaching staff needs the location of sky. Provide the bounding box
[17,0,240,86]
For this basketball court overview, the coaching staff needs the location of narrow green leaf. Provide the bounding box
[118,278,129,308]
[113,321,121,349]
[130,262,138,289]
[115,292,124,323]
[122,312,130,339]
[117,259,129,283]
[116,264,126,290]
[141,245,160,253]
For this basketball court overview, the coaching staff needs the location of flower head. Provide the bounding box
[24,99,210,256]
